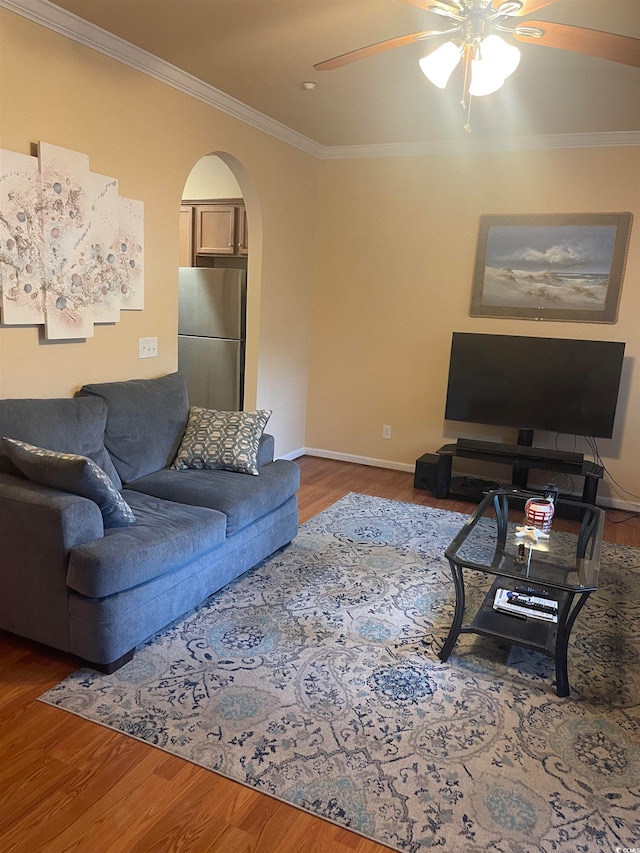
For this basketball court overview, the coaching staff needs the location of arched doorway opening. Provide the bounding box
[178,153,261,412]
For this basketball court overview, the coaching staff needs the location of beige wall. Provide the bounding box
[0,10,318,457]
[1,9,639,506]
[308,147,640,506]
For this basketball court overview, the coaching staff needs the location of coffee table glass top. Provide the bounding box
[445,489,605,592]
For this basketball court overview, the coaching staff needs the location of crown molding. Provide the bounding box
[0,0,324,158]
[320,131,640,159]
[3,0,638,161]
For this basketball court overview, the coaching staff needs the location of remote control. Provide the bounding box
[506,592,557,614]
[514,584,554,600]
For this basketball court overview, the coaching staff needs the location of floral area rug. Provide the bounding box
[40,493,640,852]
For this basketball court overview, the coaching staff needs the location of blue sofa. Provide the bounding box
[0,373,299,672]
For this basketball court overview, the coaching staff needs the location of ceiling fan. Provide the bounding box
[313,0,640,131]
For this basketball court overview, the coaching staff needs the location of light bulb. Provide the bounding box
[469,35,521,96]
[419,42,463,89]
[469,57,505,96]
[479,34,521,79]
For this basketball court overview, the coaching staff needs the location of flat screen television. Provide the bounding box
[444,333,625,440]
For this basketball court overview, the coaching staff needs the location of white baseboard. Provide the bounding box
[278,447,307,461]
[293,447,640,515]
[596,495,640,514]
[302,447,415,473]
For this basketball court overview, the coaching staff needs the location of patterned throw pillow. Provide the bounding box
[172,407,272,476]
[3,438,136,529]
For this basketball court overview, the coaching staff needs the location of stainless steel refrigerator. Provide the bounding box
[177,267,246,411]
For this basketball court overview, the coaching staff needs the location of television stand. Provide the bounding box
[455,438,584,467]
[429,440,603,506]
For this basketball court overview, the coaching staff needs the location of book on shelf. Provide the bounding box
[493,588,558,623]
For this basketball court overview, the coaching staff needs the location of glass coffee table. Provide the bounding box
[439,489,604,697]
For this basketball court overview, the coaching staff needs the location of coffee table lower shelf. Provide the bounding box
[469,577,566,654]
[439,574,589,697]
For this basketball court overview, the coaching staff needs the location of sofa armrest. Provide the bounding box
[0,473,104,549]
[0,472,104,654]
[257,433,275,468]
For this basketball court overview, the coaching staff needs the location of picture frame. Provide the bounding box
[469,212,632,323]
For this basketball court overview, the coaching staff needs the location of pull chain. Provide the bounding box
[464,94,473,133]
[461,46,473,133]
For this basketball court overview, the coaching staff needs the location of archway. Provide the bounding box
[179,153,262,411]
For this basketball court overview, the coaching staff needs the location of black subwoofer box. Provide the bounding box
[414,453,447,495]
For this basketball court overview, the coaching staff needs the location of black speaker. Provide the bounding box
[414,453,448,496]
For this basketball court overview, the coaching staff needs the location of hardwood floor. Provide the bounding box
[1,456,638,852]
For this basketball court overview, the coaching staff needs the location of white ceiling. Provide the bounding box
[43,0,640,147]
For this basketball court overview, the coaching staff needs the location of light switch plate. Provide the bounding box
[139,337,158,358]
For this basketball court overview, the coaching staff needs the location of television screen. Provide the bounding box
[444,333,625,439]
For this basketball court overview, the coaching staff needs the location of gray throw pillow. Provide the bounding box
[0,396,122,488]
[172,407,272,476]
[3,438,136,529]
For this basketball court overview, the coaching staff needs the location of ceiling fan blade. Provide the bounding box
[493,0,559,16]
[314,31,449,71]
[514,21,640,67]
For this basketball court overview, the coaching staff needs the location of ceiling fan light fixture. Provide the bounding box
[419,41,463,89]
[468,56,505,96]
[468,33,521,97]
[479,33,521,79]
[494,1,523,16]
[513,26,545,39]
[428,4,465,21]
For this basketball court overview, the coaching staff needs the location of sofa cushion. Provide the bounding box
[66,490,227,598]
[172,407,272,476]
[0,396,121,488]
[3,438,135,529]
[78,372,190,484]
[126,459,300,536]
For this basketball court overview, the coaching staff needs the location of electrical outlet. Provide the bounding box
[382,424,392,440]
[139,336,158,358]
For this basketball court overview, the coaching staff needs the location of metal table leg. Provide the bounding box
[439,559,465,662]
[554,591,590,697]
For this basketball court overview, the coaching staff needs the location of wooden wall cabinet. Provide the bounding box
[179,205,194,267]
[180,200,247,264]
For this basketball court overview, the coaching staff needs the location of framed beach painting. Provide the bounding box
[469,213,632,323]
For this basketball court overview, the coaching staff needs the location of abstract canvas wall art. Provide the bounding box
[0,142,144,339]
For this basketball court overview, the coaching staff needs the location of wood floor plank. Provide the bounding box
[0,751,78,834]
[250,800,311,853]
[48,715,149,772]
[126,773,246,853]
[0,703,71,758]
[31,751,188,852]
[0,456,637,852]
[95,765,220,852]
[201,825,254,853]
[0,788,79,853]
